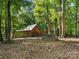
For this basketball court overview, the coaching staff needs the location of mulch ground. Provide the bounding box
[0,39,79,59]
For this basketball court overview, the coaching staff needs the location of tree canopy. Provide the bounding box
[0,0,79,42]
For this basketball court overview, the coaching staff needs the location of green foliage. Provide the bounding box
[33,0,60,31]
[1,0,79,37]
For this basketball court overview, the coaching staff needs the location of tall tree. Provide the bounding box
[61,0,66,37]
[59,0,62,37]
[75,0,78,37]
[45,0,51,35]
[5,0,11,43]
[0,0,3,41]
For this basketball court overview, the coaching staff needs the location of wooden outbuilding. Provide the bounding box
[13,24,42,38]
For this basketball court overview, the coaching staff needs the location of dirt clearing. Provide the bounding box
[0,39,79,59]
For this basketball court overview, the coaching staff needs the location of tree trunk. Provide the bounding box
[59,17,62,37]
[0,0,3,41]
[47,19,51,35]
[54,18,59,36]
[75,0,78,37]
[59,0,62,37]
[61,0,65,38]
[5,0,11,43]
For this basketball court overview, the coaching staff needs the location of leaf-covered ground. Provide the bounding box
[0,39,79,59]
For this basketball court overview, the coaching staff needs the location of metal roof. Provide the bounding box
[24,24,37,31]
[16,24,37,31]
